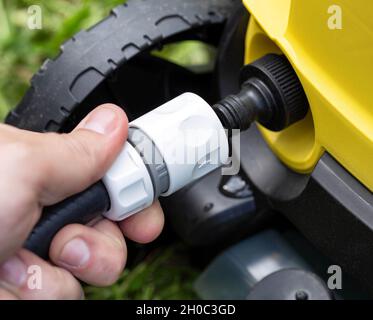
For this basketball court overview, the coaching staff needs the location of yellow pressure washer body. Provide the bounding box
[244,0,373,191]
[239,0,373,291]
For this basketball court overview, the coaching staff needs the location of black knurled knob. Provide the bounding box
[240,54,309,131]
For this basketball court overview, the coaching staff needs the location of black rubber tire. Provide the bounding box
[6,0,235,132]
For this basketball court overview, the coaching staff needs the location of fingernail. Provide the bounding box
[83,107,118,135]
[0,255,27,287]
[59,238,90,268]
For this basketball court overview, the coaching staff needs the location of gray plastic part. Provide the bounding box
[247,268,332,300]
[128,127,170,198]
[238,125,310,201]
[194,230,310,300]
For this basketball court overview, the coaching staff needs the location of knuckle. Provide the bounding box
[6,141,35,169]
[17,265,82,300]
[49,268,83,300]
[63,134,94,159]
[97,248,125,286]
[62,134,100,181]
[0,288,17,300]
[4,193,39,231]
[3,135,51,190]
[0,181,40,239]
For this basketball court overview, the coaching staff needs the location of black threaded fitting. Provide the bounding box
[213,94,255,131]
[213,54,309,132]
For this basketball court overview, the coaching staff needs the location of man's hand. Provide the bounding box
[0,104,164,299]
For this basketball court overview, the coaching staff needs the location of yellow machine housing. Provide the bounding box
[243,0,373,191]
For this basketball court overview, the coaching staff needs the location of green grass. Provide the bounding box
[0,0,128,120]
[85,245,199,300]
[0,0,204,300]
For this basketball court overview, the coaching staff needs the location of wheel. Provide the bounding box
[6,0,236,132]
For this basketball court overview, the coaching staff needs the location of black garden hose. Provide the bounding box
[24,182,110,259]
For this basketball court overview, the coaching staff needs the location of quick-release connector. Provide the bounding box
[103,93,230,221]
[213,54,309,132]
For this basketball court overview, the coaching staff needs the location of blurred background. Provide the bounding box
[0,0,219,299]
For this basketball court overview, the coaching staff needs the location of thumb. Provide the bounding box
[36,104,128,205]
